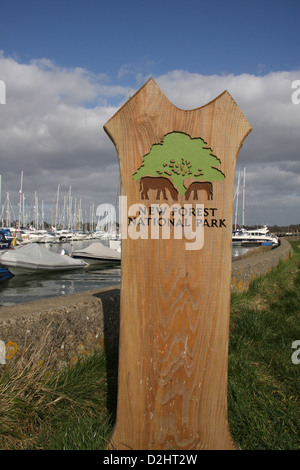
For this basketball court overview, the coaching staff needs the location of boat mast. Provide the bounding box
[18,171,23,229]
[90,203,94,232]
[234,169,242,231]
[242,166,246,228]
[0,174,1,226]
[68,186,72,230]
[55,184,60,230]
[34,191,38,230]
[74,197,77,230]
[6,192,10,227]
[22,193,26,228]
[41,200,44,229]
[62,196,66,229]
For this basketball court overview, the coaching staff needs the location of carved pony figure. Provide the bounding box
[185,181,213,201]
[139,176,179,200]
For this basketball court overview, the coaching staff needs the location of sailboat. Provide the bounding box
[232,167,279,247]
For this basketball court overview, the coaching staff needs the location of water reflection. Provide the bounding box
[232,245,253,257]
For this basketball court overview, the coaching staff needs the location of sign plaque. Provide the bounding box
[104,79,252,450]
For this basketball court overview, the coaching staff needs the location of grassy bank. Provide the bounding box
[228,242,300,450]
[0,241,299,450]
[0,341,117,450]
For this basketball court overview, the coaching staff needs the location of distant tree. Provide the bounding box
[133,132,225,195]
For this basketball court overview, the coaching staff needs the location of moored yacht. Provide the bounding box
[232,225,279,246]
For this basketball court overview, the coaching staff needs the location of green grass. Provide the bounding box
[0,343,118,450]
[0,241,299,450]
[228,242,300,450]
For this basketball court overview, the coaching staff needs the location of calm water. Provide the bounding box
[0,241,250,307]
[0,240,121,307]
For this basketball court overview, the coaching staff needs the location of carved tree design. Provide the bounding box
[133,132,225,195]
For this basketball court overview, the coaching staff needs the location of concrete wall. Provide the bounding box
[0,239,292,369]
[231,238,292,292]
[0,286,120,370]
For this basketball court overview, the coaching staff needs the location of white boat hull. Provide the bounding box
[71,242,121,266]
[3,262,86,276]
[232,225,278,247]
[71,255,120,266]
[232,239,275,246]
[0,243,86,275]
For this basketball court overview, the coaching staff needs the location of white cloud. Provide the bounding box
[156,70,300,225]
[0,52,126,219]
[0,53,299,226]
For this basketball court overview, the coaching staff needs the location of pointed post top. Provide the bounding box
[105,78,252,141]
[104,78,252,178]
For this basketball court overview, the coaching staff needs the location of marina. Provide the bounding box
[0,237,252,307]
[0,167,280,307]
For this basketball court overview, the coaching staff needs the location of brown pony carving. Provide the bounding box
[185,181,213,201]
[139,176,179,201]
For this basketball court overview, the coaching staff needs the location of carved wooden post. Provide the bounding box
[104,79,252,450]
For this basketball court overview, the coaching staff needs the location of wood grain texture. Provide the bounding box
[104,79,252,450]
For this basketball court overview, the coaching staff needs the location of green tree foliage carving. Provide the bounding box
[133,132,225,195]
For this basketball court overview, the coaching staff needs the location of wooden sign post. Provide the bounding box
[104,79,252,450]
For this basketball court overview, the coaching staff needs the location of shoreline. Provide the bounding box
[0,238,293,368]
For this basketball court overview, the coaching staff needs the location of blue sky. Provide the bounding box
[0,0,300,226]
[2,0,299,80]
